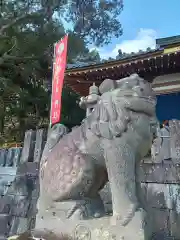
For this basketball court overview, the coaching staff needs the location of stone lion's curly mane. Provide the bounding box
[82,81,156,140]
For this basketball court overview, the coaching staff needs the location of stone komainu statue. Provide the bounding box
[39,74,157,226]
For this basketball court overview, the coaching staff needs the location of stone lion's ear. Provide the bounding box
[99,79,117,94]
[129,73,139,79]
[116,75,138,89]
[125,74,143,85]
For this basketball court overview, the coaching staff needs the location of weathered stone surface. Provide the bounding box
[0,196,12,214]
[13,148,22,167]
[0,167,17,195]
[100,183,112,214]
[0,167,17,177]
[20,130,36,163]
[37,201,80,220]
[142,156,153,163]
[0,148,22,167]
[138,163,179,183]
[0,150,7,167]
[0,185,8,196]
[151,126,171,163]
[143,208,170,240]
[10,196,37,218]
[5,149,15,167]
[0,130,45,237]
[169,120,180,164]
[0,214,10,235]
[100,183,111,204]
[138,183,148,210]
[7,163,39,197]
[0,174,17,192]
[41,124,68,163]
[7,177,29,196]
[33,129,47,163]
[10,196,30,217]
[16,162,39,177]
[28,199,38,217]
[36,211,144,240]
[0,235,8,240]
[30,177,39,199]
[141,183,180,238]
[164,163,179,183]
[168,184,180,213]
[169,209,180,239]
[146,183,170,209]
[9,217,35,235]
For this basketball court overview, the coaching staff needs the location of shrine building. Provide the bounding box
[64,35,180,122]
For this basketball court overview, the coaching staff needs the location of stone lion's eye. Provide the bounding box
[140,88,144,91]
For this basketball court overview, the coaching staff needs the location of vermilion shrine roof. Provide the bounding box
[64,36,180,96]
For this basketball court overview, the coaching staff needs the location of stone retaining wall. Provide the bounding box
[0,129,47,239]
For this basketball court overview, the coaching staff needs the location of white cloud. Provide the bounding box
[95,28,158,59]
[113,28,157,54]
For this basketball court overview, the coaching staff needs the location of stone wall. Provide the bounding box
[137,120,180,240]
[138,162,180,240]
[0,129,47,239]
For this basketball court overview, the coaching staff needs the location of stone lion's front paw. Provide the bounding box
[111,203,138,226]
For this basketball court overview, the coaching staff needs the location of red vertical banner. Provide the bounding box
[50,35,68,126]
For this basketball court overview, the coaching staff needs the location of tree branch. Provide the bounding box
[4,55,39,61]
[0,54,40,66]
[0,35,11,40]
[0,9,45,36]
[0,0,61,36]
[5,37,17,55]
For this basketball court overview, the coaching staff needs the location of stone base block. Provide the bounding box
[37,201,81,220]
[35,209,144,240]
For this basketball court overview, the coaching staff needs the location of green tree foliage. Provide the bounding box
[115,46,151,60]
[146,47,151,51]
[0,0,124,144]
[61,85,85,129]
[74,49,101,63]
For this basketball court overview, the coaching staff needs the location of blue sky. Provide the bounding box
[96,0,180,59]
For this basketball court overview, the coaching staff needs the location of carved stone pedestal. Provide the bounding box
[35,204,144,240]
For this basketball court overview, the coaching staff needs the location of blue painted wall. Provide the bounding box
[156,92,180,122]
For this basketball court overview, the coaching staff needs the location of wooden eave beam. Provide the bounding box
[153,80,180,87]
[66,52,180,96]
[155,88,180,95]
[65,52,180,83]
[65,50,163,75]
